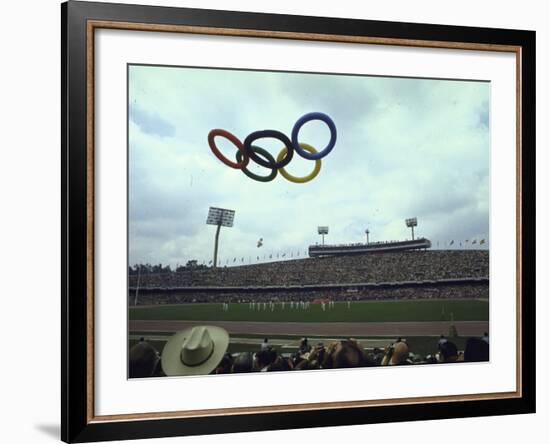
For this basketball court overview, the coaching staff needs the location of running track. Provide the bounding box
[129,320,488,337]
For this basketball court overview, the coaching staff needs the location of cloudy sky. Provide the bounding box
[128,64,490,268]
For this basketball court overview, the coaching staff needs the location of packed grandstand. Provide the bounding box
[128,250,489,305]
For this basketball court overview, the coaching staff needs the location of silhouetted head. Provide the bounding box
[464,337,489,362]
[129,341,160,378]
[232,352,255,373]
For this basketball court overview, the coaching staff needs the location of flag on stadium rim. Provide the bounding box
[450,240,454,245]
[480,239,486,244]
[472,239,477,244]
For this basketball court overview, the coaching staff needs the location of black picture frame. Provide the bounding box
[62,1,536,442]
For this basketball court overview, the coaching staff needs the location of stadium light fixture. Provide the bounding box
[318,226,329,245]
[405,217,418,240]
[207,207,235,268]
[365,228,370,244]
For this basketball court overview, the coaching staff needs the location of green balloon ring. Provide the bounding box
[236,145,278,183]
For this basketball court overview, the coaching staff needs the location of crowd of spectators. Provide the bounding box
[129,250,488,289]
[129,327,490,378]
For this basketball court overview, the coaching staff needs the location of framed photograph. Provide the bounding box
[62,1,535,442]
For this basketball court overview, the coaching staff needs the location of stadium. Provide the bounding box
[128,236,489,376]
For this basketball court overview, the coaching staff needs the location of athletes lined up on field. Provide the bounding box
[246,300,337,311]
[130,283,488,306]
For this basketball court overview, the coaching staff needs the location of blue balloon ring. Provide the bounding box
[244,129,294,169]
[291,112,337,160]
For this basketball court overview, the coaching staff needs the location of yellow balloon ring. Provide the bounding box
[276,143,322,184]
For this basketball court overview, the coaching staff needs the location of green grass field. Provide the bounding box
[129,299,488,323]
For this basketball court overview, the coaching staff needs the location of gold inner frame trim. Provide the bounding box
[86,19,523,424]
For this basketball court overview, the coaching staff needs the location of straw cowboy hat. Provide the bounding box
[161,326,229,376]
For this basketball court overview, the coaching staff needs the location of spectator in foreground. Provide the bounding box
[464,337,490,362]
[255,348,277,371]
[160,325,229,376]
[215,352,234,374]
[364,347,384,366]
[308,342,326,368]
[299,337,311,354]
[232,352,255,373]
[381,341,410,366]
[323,339,365,369]
[129,338,162,378]
[266,355,293,372]
[438,340,459,363]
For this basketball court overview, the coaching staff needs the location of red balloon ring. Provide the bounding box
[208,129,249,169]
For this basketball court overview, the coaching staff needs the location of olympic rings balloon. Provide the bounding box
[208,112,336,184]
[276,143,322,184]
[291,112,337,161]
[243,129,294,169]
[208,129,249,169]
[236,145,278,183]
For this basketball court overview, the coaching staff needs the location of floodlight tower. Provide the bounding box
[318,226,329,246]
[365,228,370,244]
[405,217,418,240]
[206,207,235,268]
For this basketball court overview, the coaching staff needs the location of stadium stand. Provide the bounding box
[128,250,489,305]
[308,237,432,257]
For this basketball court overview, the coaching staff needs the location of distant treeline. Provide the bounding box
[129,260,207,275]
